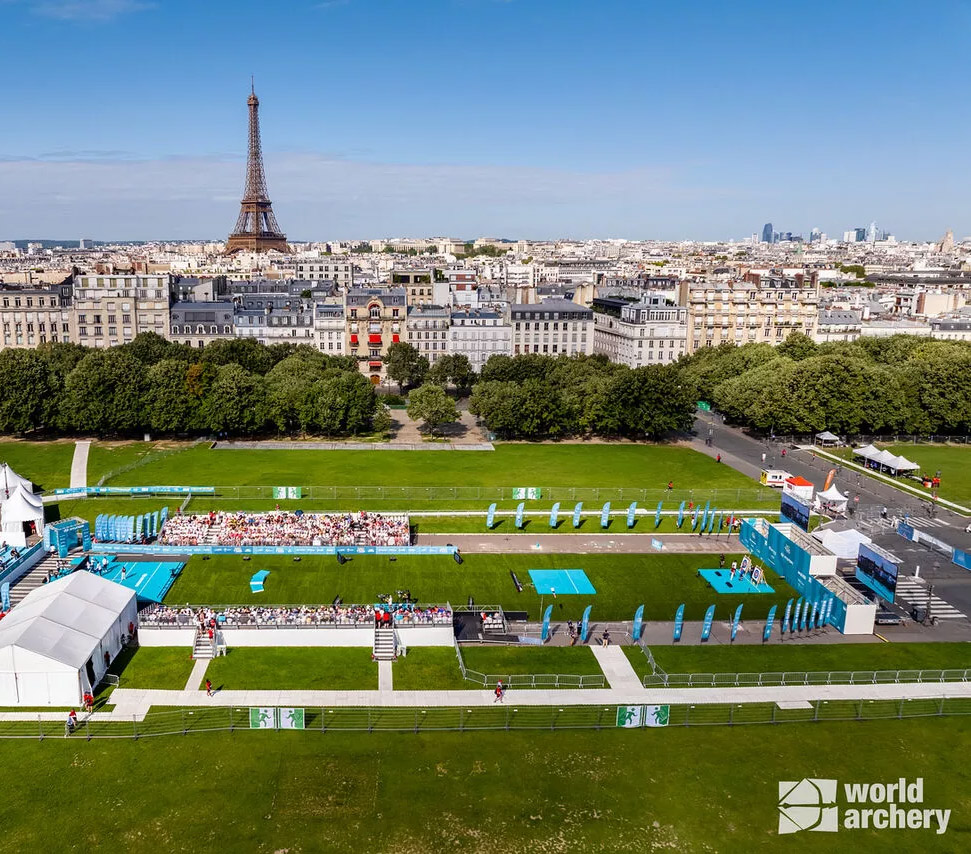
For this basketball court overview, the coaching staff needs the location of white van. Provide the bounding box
[759,469,791,488]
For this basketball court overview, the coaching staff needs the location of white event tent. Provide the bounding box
[815,484,849,514]
[0,484,45,539]
[813,527,871,560]
[852,446,920,476]
[0,572,137,706]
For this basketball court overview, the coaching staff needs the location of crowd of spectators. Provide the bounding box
[140,602,452,628]
[157,510,410,548]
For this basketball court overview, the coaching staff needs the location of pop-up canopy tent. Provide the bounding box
[853,446,920,476]
[0,572,137,706]
[815,484,848,514]
[815,431,841,447]
[0,484,44,537]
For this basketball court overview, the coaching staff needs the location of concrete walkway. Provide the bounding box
[214,440,494,452]
[378,660,393,691]
[417,533,743,553]
[186,658,209,692]
[590,645,643,690]
[69,440,90,488]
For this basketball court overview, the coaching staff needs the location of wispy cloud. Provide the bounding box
[32,0,153,21]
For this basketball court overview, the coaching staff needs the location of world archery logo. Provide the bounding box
[778,779,839,834]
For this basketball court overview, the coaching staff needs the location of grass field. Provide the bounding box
[623,642,971,679]
[882,444,971,506]
[394,648,472,690]
[107,645,196,690]
[0,438,75,490]
[461,645,603,678]
[162,552,794,622]
[1,720,969,851]
[835,443,971,507]
[204,648,379,690]
[104,442,757,491]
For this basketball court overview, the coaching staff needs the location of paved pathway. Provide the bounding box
[378,660,393,691]
[186,658,209,691]
[417,533,741,553]
[18,679,964,723]
[69,440,90,488]
[590,645,643,690]
[213,440,494,452]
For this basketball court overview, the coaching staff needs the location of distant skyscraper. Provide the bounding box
[866,221,878,243]
[761,223,773,243]
[809,228,822,244]
[854,227,867,242]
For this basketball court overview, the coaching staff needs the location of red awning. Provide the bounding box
[349,334,358,343]
[368,334,382,344]
[368,360,383,368]
[392,334,400,343]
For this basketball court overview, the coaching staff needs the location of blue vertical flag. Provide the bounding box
[486,503,497,528]
[600,502,611,528]
[731,604,743,641]
[792,597,803,632]
[673,603,685,642]
[580,605,592,642]
[700,503,709,531]
[549,502,560,528]
[572,502,583,528]
[677,500,686,528]
[691,507,699,530]
[632,604,645,641]
[763,605,777,642]
[824,598,834,626]
[541,604,553,641]
[781,597,794,634]
[0,582,9,613]
[515,502,525,529]
[809,601,818,629]
[706,508,717,534]
[798,600,808,631]
[654,500,663,529]
[628,502,639,528]
[701,604,716,641]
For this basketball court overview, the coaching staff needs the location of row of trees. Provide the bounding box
[677,333,971,435]
[0,336,383,437]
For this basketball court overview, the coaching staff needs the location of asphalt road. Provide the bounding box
[692,414,971,626]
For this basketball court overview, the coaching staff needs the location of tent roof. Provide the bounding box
[0,463,34,497]
[817,485,847,501]
[890,454,919,471]
[853,444,880,459]
[0,573,135,669]
[0,484,45,524]
[815,431,840,441]
[813,527,871,559]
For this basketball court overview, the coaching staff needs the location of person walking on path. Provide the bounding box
[205,679,213,697]
[601,629,610,648]
[761,452,766,464]
[494,680,504,703]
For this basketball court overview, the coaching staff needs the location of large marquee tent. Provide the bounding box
[852,446,920,476]
[0,572,136,706]
[0,464,44,545]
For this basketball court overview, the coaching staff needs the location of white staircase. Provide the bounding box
[192,629,214,660]
[373,626,396,661]
[8,555,61,607]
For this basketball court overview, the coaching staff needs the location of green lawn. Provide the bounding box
[623,642,971,679]
[882,444,971,506]
[835,443,971,507]
[460,645,603,678]
[47,497,180,526]
[106,442,758,491]
[204,647,379,690]
[1,720,970,851]
[393,647,472,690]
[412,513,772,534]
[106,645,196,689]
[86,440,173,485]
[0,438,75,491]
[163,552,795,622]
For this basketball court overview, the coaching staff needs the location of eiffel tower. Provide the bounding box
[225,82,289,254]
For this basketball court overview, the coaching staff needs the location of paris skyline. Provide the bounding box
[2,0,970,241]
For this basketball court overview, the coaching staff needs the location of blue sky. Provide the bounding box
[1,0,969,241]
